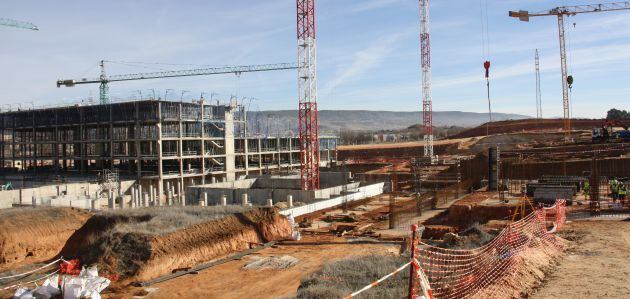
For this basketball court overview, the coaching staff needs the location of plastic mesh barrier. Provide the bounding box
[413,200,566,298]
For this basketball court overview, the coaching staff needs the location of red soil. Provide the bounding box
[450,118,604,139]
[0,207,91,271]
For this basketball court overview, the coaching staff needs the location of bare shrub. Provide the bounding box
[104,206,251,235]
[297,254,409,299]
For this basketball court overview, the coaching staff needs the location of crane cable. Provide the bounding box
[567,21,576,120]
[562,0,575,120]
[480,0,492,136]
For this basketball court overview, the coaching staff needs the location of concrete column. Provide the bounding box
[119,195,124,209]
[166,181,171,197]
[199,199,205,206]
[167,189,173,206]
[211,177,216,184]
[136,188,141,208]
[181,195,186,206]
[130,187,136,207]
[221,194,227,206]
[31,195,36,207]
[149,186,154,206]
[138,185,143,203]
[109,190,115,210]
[267,198,273,207]
[91,199,97,210]
[241,193,248,206]
[94,190,99,200]
[203,192,208,206]
[108,192,114,209]
[176,181,182,201]
[287,195,293,208]
[142,192,148,207]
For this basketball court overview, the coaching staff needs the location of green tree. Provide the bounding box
[606,108,630,120]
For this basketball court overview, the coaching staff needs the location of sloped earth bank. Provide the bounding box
[61,207,293,282]
[474,236,567,298]
[0,207,91,270]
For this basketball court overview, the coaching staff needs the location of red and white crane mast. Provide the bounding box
[420,0,434,160]
[296,0,320,190]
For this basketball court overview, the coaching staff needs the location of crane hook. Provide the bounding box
[484,60,491,78]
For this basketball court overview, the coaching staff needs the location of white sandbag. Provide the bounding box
[62,277,84,299]
[62,266,110,299]
[32,274,61,299]
[12,287,34,299]
[287,214,301,241]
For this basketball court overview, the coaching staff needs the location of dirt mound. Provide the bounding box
[450,118,603,139]
[476,237,567,298]
[0,207,91,270]
[61,207,293,281]
[446,192,520,226]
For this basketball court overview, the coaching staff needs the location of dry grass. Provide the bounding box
[0,206,69,219]
[297,254,409,298]
[103,206,252,235]
[72,206,253,277]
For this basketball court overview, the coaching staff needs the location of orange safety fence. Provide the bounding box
[342,200,566,298]
[542,199,566,233]
[410,199,566,298]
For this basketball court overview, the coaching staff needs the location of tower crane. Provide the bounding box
[509,2,630,141]
[0,18,38,31]
[296,0,320,191]
[419,0,435,163]
[57,61,298,104]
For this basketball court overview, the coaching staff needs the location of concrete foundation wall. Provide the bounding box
[320,172,352,188]
[281,182,385,217]
[0,196,11,209]
[0,180,135,208]
[185,179,360,206]
[253,176,301,189]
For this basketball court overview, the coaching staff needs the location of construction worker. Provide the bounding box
[619,184,627,206]
[583,181,590,200]
[610,178,618,202]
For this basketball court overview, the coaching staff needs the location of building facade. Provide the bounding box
[0,99,337,197]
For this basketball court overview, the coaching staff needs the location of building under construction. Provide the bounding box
[0,99,338,197]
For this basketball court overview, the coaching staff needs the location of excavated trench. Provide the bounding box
[60,207,293,282]
[0,207,92,270]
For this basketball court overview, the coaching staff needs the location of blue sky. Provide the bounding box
[1,0,629,118]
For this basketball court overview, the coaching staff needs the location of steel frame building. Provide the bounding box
[0,99,337,198]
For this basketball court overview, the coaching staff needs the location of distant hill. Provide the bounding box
[246,110,529,135]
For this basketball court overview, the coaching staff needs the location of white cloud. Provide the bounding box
[350,0,404,13]
[322,33,404,94]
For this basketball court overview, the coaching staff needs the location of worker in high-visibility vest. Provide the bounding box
[583,181,590,200]
[610,178,619,201]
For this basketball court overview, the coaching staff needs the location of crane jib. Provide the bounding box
[56,63,298,87]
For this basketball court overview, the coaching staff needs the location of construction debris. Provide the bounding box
[12,266,110,299]
[243,255,299,270]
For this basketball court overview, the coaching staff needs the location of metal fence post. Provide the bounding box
[408,224,418,299]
